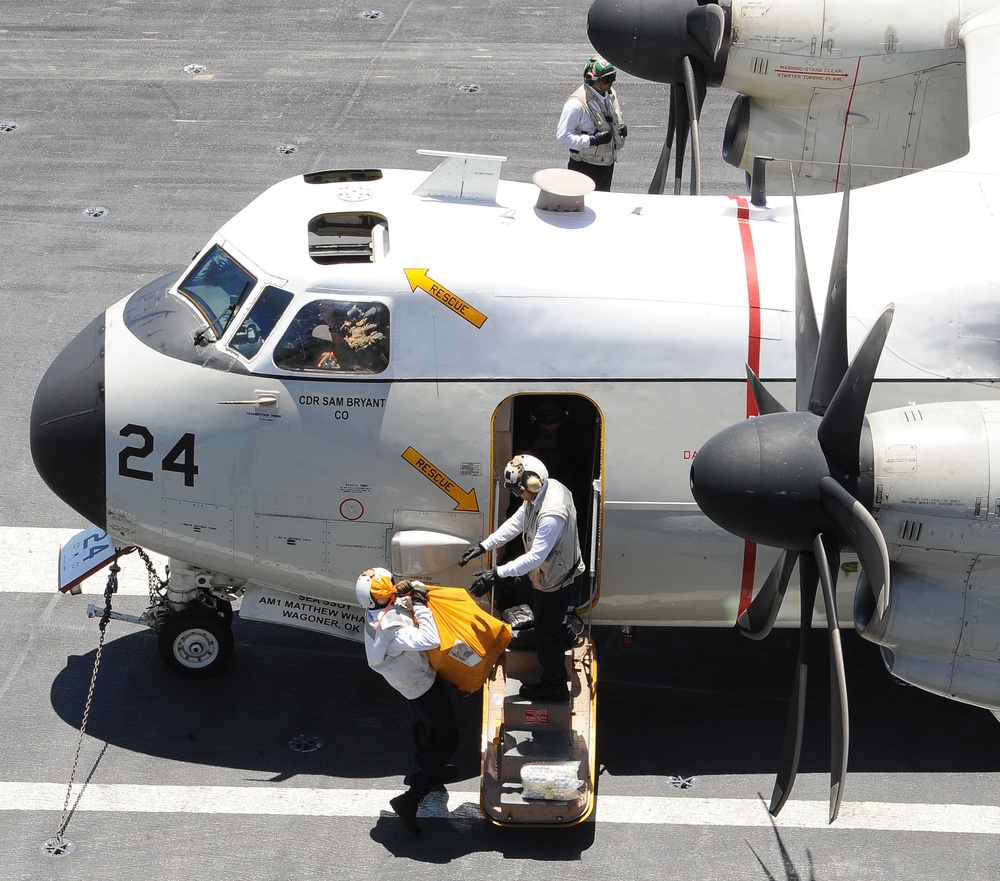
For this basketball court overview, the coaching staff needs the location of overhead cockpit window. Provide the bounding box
[177,245,256,338]
[308,213,389,265]
[228,285,294,359]
[274,300,389,374]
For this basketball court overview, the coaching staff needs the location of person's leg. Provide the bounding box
[394,681,458,835]
[419,677,459,782]
[600,162,615,192]
[568,157,603,189]
[530,584,572,688]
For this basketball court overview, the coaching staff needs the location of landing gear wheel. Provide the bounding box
[207,597,234,625]
[157,610,234,678]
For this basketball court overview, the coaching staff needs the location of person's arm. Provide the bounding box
[391,602,441,651]
[481,504,525,554]
[556,99,595,150]
[496,513,565,578]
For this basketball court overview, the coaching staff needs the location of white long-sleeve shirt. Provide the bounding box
[364,600,441,699]
[481,485,566,580]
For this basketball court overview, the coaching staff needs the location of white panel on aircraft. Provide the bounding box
[254,514,328,572]
[162,500,234,563]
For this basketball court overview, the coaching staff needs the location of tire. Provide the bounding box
[157,610,234,677]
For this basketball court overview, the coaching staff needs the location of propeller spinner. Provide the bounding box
[689,179,893,822]
[587,0,731,194]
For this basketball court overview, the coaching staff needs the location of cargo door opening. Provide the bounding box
[491,394,602,613]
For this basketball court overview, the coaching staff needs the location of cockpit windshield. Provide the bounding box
[177,245,257,338]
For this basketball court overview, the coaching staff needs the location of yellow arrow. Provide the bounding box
[401,446,479,512]
[404,268,488,329]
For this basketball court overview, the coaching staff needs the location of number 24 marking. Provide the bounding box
[119,424,199,487]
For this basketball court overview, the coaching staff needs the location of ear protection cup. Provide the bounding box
[524,472,543,493]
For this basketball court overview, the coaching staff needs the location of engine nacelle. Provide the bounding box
[857,401,1000,709]
[720,0,968,194]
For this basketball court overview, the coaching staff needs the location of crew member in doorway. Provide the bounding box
[556,55,628,192]
[355,567,459,835]
[460,455,585,702]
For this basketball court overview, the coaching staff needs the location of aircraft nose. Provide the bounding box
[30,314,108,528]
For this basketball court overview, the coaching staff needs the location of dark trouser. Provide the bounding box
[406,676,459,797]
[568,157,614,192]
[518,580,574,688]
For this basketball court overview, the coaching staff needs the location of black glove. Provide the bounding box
[618,124,628,139]
[394,579,414,597]
[458,543,485,567]
[469,569,497,598]
[589,129,613,147]
[410,583,429,605]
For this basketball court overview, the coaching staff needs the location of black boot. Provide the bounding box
[389,789,422,835]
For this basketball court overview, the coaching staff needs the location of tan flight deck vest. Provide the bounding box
[522,479,586,592]
[567,84,626,167]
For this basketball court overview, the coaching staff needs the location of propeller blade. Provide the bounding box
[792,191,819,412]
[681,56,704,195]
[737,549,797,639]
[649,92,677,195]
[746,364,786,417]
[813,532,848,823]
[769,552,818,816]
[808,181,851,415]
[817,305,895,473]
[686,3,725,63]
[672,81,691,196]
[818,475,890,620]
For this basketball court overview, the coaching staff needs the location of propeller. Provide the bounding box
[587,0,731,194]
[688,175,893,823]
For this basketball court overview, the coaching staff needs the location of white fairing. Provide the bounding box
[864,401,1000,707]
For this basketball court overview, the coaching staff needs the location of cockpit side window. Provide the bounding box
[177,245,256,338]
[273,300,389,374]
[228,285,294,359]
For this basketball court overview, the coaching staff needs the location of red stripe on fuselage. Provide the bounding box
[728,195,760,619]
[834,57,864,191]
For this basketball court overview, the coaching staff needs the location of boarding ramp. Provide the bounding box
[480,634,596,826]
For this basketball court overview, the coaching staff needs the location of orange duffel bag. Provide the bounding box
[425,586,512,692]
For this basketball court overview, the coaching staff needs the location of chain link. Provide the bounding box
[50,548,171,847]
[53,559,119,843]
[138,547,168,604]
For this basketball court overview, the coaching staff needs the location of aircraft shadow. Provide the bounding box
[50,616,1000,787]
[589,624,1000,779]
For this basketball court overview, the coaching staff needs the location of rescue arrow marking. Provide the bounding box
[401,446,479,512]
[404,268,488,329]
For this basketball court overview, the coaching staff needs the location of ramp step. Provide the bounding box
[499,728,572,781]
[503,697,573,730]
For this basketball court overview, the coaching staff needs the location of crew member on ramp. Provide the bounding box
[461,455,586,702]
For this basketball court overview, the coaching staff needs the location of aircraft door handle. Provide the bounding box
[217,390,280,408]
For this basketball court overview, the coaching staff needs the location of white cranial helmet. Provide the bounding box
[503,454,549,495]
[355,567,395,609]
